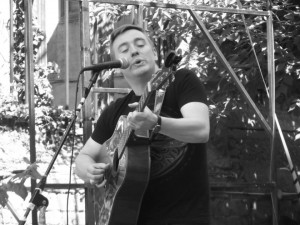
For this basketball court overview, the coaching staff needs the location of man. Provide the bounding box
[75,24,210,225]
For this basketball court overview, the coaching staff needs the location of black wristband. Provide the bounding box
[152,115,161,134]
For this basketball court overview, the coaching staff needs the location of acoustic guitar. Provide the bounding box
[98,56,179,225]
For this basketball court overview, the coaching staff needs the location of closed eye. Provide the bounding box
[118,43,129,53]
[135,39,146,48]
[120,47,128,53]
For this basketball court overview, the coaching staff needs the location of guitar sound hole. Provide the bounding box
[112,151,119,173]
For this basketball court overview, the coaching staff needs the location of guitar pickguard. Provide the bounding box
[99,116,128,225]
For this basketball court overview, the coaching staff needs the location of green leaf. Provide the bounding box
[276,63,286,72]
[284,13,294,20]
[0,187,8,207]
[6,182,28,200]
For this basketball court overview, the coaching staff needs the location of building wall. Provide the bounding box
[45,0,81,109]
[45,2,131,110]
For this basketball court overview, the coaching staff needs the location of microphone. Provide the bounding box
[80,58,129,73]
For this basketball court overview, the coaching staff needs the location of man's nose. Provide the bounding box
[130,45,139,57]
[131,51,139,57]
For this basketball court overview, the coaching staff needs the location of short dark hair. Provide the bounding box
[109,24,154,59]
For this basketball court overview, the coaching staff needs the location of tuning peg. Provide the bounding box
[164,51,182,68]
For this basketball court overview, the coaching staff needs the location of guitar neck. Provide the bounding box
[136,83,152,112]
[117,83,154,159]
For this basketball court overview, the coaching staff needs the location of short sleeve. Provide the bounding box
[91,105,114,144]
[174,69,208,109]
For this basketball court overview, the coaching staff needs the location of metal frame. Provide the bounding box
[24,0,38,224]
[9,0,14,93]
[90,0,273,134]
[20,0,295,224]
[83,0,278,224]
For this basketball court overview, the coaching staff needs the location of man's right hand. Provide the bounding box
[87,163,110,187]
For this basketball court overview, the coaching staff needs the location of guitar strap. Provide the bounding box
[153,89,166,115]
[149,89,166,142]
[152,68,175,115]
[150,69,175,141]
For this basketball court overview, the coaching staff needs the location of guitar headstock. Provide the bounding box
[150,68,175,92]
[149,51,182,92]
[136,51,182,112]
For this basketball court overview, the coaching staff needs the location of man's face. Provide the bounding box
[111,29,158,82]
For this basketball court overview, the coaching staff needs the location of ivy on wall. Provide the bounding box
[0,0,79,148]
[0,0,82,209]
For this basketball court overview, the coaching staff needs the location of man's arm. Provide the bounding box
[74,137,111,184]
[159,101,210,143]
[127,101,210,144]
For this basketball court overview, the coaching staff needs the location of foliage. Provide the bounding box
[0,162,42,210]
[89,0,300,135]
[0,0,83,209]
[0,0,81,149]
[35,105,76,150]
[13,0,53,105]
[0,93,78,151]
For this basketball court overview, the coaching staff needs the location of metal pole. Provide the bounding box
[92,5,99,126]
[80,1,94,224]
[65,0,70,109]
[188,9,272,136]
[94,0,269,16]
[9,0,14,93]
[80,0,93,142]
[267,10,278,225]
[24,0,37,224]
[37,0,46,66]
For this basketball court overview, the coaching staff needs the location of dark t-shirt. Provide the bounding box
[92,68,210,224]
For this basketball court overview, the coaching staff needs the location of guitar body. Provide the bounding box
[99,115,151,225]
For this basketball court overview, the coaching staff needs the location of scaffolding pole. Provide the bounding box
[24,0,37,224]
[65,0,70,108]
[9,0,14,93]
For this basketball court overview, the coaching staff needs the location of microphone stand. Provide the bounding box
[19,70,101,225]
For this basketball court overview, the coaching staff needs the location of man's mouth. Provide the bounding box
[132,59,145,66]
